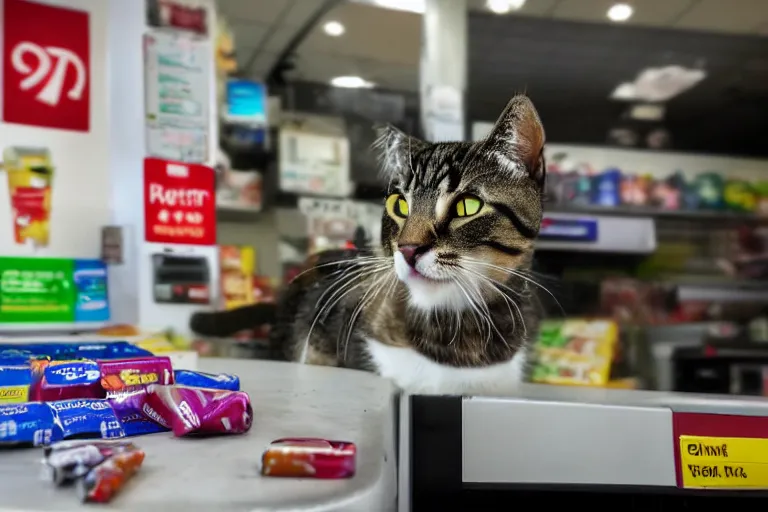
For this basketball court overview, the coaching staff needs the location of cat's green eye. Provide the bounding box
[386,193,409,218]
[454,195,483,217]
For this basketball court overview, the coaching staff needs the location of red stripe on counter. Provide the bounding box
[672,412,768,487]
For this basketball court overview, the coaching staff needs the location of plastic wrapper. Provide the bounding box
[261,438,356,479]
[108,388,170,437]
[78,448,145,503]
[48,399,125,440]
[34,360,103,402]
[0,365,33,404]
[43,439,138,485]
[0,402,58,446]
[173,370,240,391]
[0,342,152,362]
[143,385,252,437]
[99,356,174,393]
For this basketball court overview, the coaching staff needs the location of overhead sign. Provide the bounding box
[2,0,90,131]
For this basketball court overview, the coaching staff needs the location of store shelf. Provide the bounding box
[0,322,109,335]
[216,206,262,223]
[545,203,768,224]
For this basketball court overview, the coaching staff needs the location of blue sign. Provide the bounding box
[539,217,598,242]
[226,80,267,124]
[72,259,110,323]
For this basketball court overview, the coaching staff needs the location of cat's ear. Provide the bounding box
[485,95,546,184]
[373,124,426,180]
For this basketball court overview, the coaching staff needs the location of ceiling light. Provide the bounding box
[323,21,345,36]
[607,3,633,22]
[330,76,375,89]
[373,0,425,14]
[486,0,525,14]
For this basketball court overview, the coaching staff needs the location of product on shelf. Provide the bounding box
[261,438,356,479]
[723,179,758,213]
[97,324,141,336]
[220,245,257,310]
[530,318,618,386]
[143,384,252,436]
[649,176,681,210]
[619,174,651,206]
[591,168,622,207]
[693,172,725,210]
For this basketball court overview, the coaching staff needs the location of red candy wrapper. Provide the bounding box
[43,439,139,486]
[99,357,174,393]
[79,448,145,503]
[261,438,356,479]
[143,385,252,437]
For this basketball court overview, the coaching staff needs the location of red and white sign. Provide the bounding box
[144,158,216,246]
[2,0,90,131]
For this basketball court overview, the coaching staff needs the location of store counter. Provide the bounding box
[0,359,398,512]
[401,384,768,510]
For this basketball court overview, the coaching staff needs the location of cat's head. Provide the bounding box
[376,95,545,312]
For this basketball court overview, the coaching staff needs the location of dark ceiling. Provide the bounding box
[467,13,768,157]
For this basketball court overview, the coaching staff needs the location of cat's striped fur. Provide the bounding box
[230,95,547,394]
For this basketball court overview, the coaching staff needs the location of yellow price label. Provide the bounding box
[680,435,768,464]
[0,386,29,404]
[680,436,768,489]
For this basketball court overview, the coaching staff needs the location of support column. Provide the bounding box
[420,0,468,142]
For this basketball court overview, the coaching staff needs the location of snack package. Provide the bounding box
[724,179,758,213]
[34,360,103,402]
[48,399,125,440]
[0,342,152,362]
[261,438,356,479]
[694,172,724,210]
[143,385,252,436]
[591,168,622,207]
[79,448,145,503]
[108,388,170,437]
[43,439,138,486]
[0,365,33,404]
[99,356,174,393]
[173,370,240,391]
[0,402,58,446]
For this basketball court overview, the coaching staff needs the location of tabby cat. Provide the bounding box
[195,95,547,395]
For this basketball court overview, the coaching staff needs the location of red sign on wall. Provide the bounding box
[144,158,216,246]
[2,0,90,132]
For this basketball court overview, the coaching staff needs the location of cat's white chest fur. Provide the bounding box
[365,338,526,395]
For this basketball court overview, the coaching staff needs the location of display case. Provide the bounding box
[399,386,768,510]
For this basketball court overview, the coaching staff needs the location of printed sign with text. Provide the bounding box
[2,0,90,131]
[143,158,216,246]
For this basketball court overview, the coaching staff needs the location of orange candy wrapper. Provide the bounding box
[261,438,356,479]
[78,448,145,503]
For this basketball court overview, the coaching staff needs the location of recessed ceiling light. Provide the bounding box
[607,3,633,22]
[323,21,345,37]
[486,0,525,14]
[330,76,375,89]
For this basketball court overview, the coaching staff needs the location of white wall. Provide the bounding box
[0,0,111,258]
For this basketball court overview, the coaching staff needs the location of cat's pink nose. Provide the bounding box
[398,244,429,267]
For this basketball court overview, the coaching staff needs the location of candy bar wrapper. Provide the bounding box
[173,370,240,391]
[48,399,125,440]
[261,438,356,479]
[0,402,59,446]
[43,439,139,485]
[0,365,33,404]
[144,385,252,437]
[79,448,145,503]
[99,356,174,393]
[34,360,104,402]
[0,342,152,362]
[108,388,170,437]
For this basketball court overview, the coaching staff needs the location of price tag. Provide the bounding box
[680,435,768,489]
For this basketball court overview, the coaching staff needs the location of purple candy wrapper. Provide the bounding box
[108,388,170,437]
[143,385,252,437]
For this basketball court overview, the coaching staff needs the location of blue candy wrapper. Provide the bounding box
[0,342,152,362]
[0,366,33,403]
[173,370,240,391]
[0,403,59,446]
[48,399,125,440]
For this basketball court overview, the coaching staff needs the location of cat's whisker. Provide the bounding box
[453,274,491,345]
[459,266,527,341]
[342,270,393,362]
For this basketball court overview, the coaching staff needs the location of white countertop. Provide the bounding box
[0,359,398,512]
